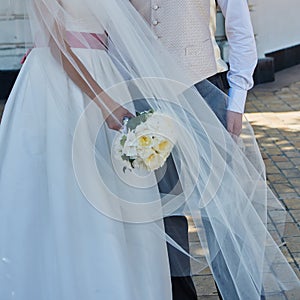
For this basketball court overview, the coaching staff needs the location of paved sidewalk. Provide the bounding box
[246,76,300,300]
[195,65,300,299]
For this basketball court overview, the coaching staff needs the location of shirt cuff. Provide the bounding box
[227,87,248,113]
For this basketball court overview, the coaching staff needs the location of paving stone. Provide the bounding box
[265,294,287,300]
[273,183,295,194]
[284,237,300,253]
[197,296,220,300]
[283,199,300,210]
[284,288,300,300]
[267,166,282,174]
[271,155,290,162]
[279,246,295,263]
[269,230,282,243]
[198,267,212,275]
[289,178,300,187]
[281,223,300,238]
[282,169,300,178]
[279,193,300,199]
[269,210,294,223]
[275,162,295,169]
[290,210,300,223]
[284,152,300,158]
[267,175,288,183]
[291,252,300,265]
[288,263,300,279]
[193,275,218,296]
[189,231,201,242]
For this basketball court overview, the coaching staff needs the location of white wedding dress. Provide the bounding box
[0,1,173,299]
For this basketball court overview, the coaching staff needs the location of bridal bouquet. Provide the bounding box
[115,110,176,172]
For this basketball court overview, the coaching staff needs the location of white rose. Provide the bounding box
[122,131,138,157]
[137,147,156,160]
[132,157,146,169]
[153,139,173,156]
[136,134,154,148]
[134,123,149,134]
[144,153,166,171]
[148,113,177,143]
[124,130,137,146]
[123,146,137,157]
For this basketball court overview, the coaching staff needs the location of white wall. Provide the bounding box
[0,1,30,70]
[251,0,300,58]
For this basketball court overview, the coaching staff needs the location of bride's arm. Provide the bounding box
[33,0,133,130]
[53,38,103,102]
[50,37,133,130]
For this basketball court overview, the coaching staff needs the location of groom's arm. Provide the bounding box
[217,0,257,135]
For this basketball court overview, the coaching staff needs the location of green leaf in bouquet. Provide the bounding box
[126,109,154,131]
[121,154,130,161]
[129,159,135,168]
[121,155,135,173]
[136,108,153,117]
[120,135,127,146]
[126,116,143,130]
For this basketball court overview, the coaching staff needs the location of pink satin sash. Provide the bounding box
[21,31,107,64]
[65,31,107,50]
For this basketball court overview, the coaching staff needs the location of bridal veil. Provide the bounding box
[1,0,299,299]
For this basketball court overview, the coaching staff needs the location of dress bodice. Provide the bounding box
[60,0,105,33]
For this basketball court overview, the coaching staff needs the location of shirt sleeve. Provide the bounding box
[217,0,258,113]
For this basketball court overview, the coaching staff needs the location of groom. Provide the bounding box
[130,0,257,299]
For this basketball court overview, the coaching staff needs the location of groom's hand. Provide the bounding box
[227,110,243,136]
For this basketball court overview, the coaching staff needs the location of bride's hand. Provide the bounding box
[105,105,134,131]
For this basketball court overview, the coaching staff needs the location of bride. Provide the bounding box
[0,0,299,299]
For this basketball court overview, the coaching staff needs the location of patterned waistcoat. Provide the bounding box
[130,0,228,84]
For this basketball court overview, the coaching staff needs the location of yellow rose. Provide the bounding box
[145,153,156,163]
[152,139,173,154]
[145,153,165,171]
[138,135,152,147]
[157,140,170,152]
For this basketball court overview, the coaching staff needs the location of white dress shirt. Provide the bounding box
[217,0,257,113]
